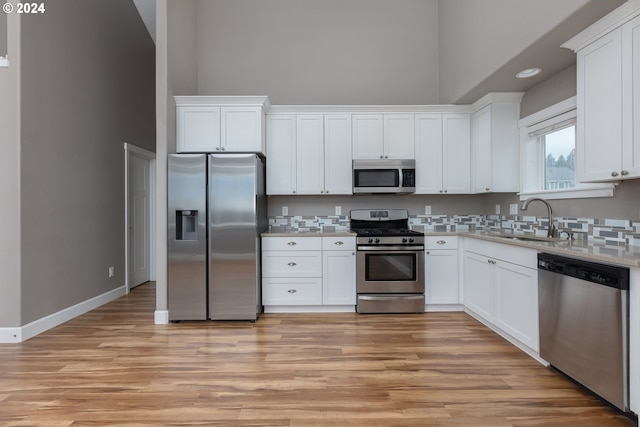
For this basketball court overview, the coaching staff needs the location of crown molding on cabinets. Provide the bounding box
[174,96,271,110]
[268,104,474,115]
[562,0,640,52]
[471,92,524,113]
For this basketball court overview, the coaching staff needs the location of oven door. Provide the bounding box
[357,247,424,293]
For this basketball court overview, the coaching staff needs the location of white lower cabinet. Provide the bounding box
[322,236,356,305]
[463,238,539,352]
[262,235,356,311]
[425,237,460,306]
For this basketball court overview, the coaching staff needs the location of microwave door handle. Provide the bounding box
[399,168,403,189]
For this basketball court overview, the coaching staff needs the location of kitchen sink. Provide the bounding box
[487,233,563,243]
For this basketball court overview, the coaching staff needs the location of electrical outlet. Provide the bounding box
[495,204,501,215]
[509,204,518,215]
[108,266,115,278]
[424,205,431,215]
[335,206,341,216]
[282,206,288,216]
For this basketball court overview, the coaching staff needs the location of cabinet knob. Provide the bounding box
[334,241,344,246]
[436,240,446,245]
[384,155,388,159]
[288,289,297,294]
[320,190,324,194]
[444,190,448,193]
[439,190,443,193]
[379,155,384,159]
[487,259,496,265]
[215,147,220,151]
[325,190,329,194]
[611,171,619,177]
[287,242,297,246]
[426,251,430,255]
[221,147,225,151]
[621,170,629,176]
[292,190,296,194]
[485,187,490,191]
[287,262,297,267]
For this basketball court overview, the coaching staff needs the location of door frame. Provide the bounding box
[124,143,157,294]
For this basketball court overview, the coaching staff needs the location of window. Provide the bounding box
[0,10,7,66]
[519,97,614,200]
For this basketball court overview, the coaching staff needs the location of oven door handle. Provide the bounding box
[357,246,424,251]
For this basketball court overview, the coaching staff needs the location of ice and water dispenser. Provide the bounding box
[175,210,198,241]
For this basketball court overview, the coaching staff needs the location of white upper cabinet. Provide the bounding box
[353,114,414,159]
[177,106,221,153]
[415,113,471,194]
[296,115,325,195]
[266,112,352,195]
[471,94,522,193]
[175,96,269,154]
[324,115,353,194]
[266,115,297,195]
[563,4,640,182]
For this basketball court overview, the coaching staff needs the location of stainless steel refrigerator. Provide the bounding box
[168,153,267,321]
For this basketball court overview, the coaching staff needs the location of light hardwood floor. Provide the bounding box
[0,282,635,427]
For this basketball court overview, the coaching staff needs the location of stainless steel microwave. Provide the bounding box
[353,159,416,194]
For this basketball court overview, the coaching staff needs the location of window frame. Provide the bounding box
[518,97,615,201]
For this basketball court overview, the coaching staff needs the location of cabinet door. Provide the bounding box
[495,261,538,351]
[463,251,494,321]
[322,250,356,305]
[352,114,384,159]
[489,102,520,192]
[442,113,471,193]
[577,28,623,182]
[622,15,640,178]
[266,115,297,195]
[425,249,459,304]
[177,106,221,152]
[296,115,325,195]
[415,114,443,194]
[263,278,323,305]
[472,106,492,193]
[384,114,415,159]
[324,114,353,195]
[221,106,264,153]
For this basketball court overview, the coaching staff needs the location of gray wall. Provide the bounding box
[0,10,6,57]
[0,12,21,327]
[196,0,439,105]
[437,0,590,104]
[520,65,577,118]
[156,0,199,314]
[19,0,155,324]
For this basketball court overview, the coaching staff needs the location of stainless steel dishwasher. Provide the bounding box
[538,253,630,412]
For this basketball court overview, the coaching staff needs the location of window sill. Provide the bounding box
[518,185,615,201]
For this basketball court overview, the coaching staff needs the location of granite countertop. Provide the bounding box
[261,228,640,267]
[452,231,640,268]
[262,230,356,238]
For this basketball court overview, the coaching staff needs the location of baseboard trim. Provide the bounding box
[154,310,169,324]
[0,285,126,343]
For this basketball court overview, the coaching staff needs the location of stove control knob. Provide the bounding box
[374,238,380,243]
[368,238,373,244]
[402,238,408,243]
[409,238,414,243]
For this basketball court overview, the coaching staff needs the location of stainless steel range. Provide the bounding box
[350,209,425,313]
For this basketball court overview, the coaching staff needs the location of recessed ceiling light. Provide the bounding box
[516,68,542,79]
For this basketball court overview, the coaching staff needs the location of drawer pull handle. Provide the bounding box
[436,240,446,245]
[611,171,619,177]
[488,259,496,265]
[621,170,629,176]
[287,262,297,267]
[288,289,297,294]
[334,241,344,245]
[287,242,297,246]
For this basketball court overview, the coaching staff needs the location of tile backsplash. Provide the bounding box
[268,214,640,247]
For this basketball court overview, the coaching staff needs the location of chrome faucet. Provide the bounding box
[520,197,556,238]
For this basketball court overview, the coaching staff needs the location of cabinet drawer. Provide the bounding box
[464,237,536,268]
[322,236,356,251]
[262,251,322,277]
[262,236,321,251]
[263,278,322,305]
[425,236,458,250]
